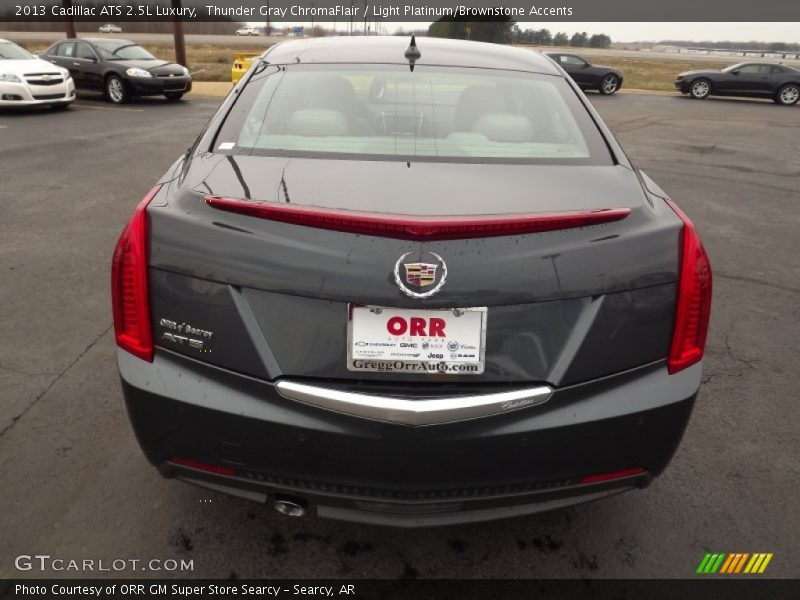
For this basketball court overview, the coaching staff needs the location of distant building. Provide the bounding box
[651,43,799,60]
[652,45,683,53]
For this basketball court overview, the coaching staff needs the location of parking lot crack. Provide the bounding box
[0,363,59,377]
[714,272,800,296]
[0,324,113,439]
[723,327,757,371]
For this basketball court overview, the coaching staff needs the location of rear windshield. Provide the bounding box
[214,64,612,164]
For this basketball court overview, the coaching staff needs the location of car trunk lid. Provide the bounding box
[147,156,681,386]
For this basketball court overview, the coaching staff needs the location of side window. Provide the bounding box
[561,55,587,67]
[76,43,96,61]
[56,43,75,58]
[738,65,762,75]
[769,66,784,74]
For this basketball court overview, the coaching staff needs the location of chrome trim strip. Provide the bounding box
[275,380,552,426]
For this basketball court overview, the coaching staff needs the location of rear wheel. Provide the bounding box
[775,84,799,106]
[599,74,620,95]
[689,78,711,100]
[164,92,184,102]
[105,75,128,104]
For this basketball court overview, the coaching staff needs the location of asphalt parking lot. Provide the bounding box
[0,91,798,579]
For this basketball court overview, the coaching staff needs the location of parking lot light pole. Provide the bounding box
[171,0,187,66]
[61,0,76,38]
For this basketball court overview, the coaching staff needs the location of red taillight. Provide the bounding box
[666,199,712,375]
[580,467,646,484]
[111,185,161,362]
[205,196,631,241]
[170,457,238,477]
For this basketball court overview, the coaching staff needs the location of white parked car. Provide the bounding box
[235,26,260,36]
[0,39,75,109]
[98,24,122,33]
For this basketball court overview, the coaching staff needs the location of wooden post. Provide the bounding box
[171,0,187,66]
[62,0,77,38]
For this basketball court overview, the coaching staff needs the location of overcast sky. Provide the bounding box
[252,21,800,43]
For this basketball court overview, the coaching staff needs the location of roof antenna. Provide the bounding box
[404,35,421,72]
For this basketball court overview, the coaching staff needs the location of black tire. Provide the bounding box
[105,74,128,104]
[599,73,620,95]
[164,92,184,102]
[689,78,711,100]
[774,84,799,106]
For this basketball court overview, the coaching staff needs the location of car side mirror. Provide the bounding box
[732,70,740,75]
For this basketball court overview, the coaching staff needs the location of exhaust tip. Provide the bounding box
[273,497,306,518]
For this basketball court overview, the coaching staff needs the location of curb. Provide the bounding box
[187,82,234,99]
[618,88,676,96]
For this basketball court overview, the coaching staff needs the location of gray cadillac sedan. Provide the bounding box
[113,36,712,527]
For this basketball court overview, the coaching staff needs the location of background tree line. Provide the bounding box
[427,16,516,44]
[514,28,612,48]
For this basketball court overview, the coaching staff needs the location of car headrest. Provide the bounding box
[286,109,350,137]
[306,76,359,110]
[454,85,506,132]
[472,113,534,143]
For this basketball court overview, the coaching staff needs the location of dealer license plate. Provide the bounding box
[347,306,487,375]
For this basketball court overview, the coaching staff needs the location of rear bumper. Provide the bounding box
[119,349,700,526]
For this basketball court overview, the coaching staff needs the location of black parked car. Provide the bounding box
[113,37,711,527]
[546,52,623,95]
[41,38,191,104]
[675,62,800,105]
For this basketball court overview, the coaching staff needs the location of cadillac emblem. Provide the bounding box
[394,251,447,298]
[404,262,437,287]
